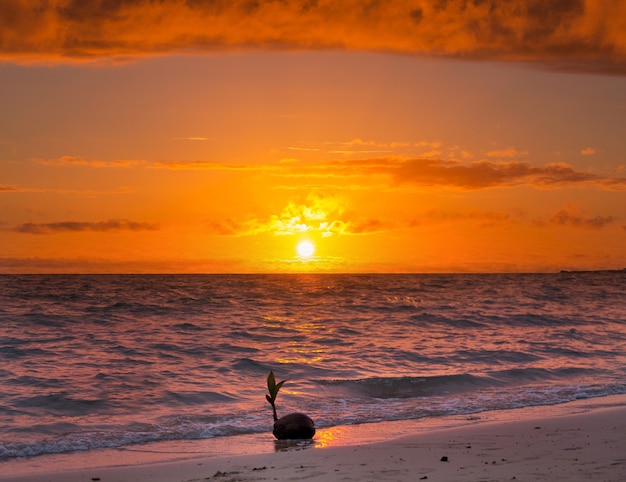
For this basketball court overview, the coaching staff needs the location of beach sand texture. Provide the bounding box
[5,400,625,482]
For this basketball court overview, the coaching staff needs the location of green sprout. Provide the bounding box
[266,370,286,422]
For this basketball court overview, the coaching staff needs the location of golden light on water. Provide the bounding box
[313,426,349,448]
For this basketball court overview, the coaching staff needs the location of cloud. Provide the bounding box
[549,206,616,229]
[156,153,615,192]
[534,204,617,229]
[1,1,625,73]
[0,182,89,194]
[325,138,420,156]
[0,184,135,195]
[206,193,390,237]
[207,203,519,239]
[287,147,321,152]
[149,160,270,171]
[33,156,147,168]
[389,158,626,190]
[32,153,626,191]
[14,219,159,234]
[347,218,392,234]
[207,197,621,239]
[0,256,247,274]
[32,156,267,172]
[581,147,596,155]
[318,158,626,191]
[410,209,515,228]
[486,147,529,158]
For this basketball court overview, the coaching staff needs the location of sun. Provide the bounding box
[296,240,315,258]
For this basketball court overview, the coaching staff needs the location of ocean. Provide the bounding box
[1,272,625,463]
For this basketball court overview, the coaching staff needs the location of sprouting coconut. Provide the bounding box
[266,371,315,440]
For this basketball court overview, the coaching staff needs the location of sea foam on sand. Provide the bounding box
[4,395,626,482]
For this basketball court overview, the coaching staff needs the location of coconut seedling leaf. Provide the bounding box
[267,371,277,397]
[267,371,286,402]
[266,370,287,422]
[274,380,285,396]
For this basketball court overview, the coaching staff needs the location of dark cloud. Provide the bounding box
[391,159,606,189]
[33,156,146,168]
[410,208,514,228]
[532,205,618,229]
[303,158,626,191]
[205,218,249,236]
[31,154,626,191]
[15,218,160,234]
[547,206,617,229]
[348,218,391,234]
[0,1,624,74]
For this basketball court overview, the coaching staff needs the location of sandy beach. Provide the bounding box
[4,395,625,482]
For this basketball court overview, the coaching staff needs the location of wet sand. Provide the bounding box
[4,395,626,482]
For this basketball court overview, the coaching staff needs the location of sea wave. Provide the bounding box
[316,367,602,399]
[1,272,624,461]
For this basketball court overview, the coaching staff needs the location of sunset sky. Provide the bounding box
[1,0,625,273]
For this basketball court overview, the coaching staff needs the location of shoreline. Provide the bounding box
[3,394,626,481]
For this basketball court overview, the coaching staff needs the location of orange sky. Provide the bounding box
[1,0,626,273]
